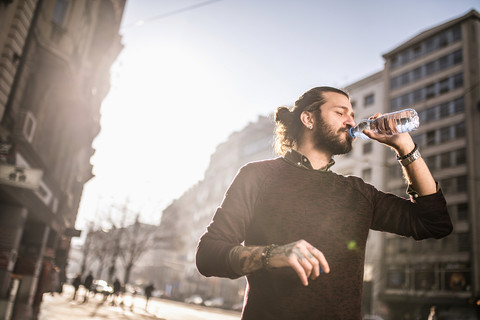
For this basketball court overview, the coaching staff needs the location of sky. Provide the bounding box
[76,0,480,231]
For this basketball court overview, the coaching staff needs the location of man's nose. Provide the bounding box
[345,117,356,128]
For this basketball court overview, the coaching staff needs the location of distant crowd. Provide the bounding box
[67,272,155,311]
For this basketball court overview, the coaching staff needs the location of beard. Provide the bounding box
[313,113,353,155]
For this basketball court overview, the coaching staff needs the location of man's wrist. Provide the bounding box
[229,245,266,275]
[261,244,278,270]
[228,246,245,276]
[395,141,416,158]
[396,143,420,167]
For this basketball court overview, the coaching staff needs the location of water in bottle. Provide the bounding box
[348,108,419,140]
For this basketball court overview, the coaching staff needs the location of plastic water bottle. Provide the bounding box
[348,108,419,140]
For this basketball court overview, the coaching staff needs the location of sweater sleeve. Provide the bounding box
[196,162,268,279]
[370,186,453,240]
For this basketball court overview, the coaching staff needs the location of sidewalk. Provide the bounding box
[38,286,163,320]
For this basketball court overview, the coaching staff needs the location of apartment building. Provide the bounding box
[380,9,480,319]
[0,1,125,319]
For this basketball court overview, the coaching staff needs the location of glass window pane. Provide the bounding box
[456,148,466,165]
[53,0,68,25]
[455,122,466,138]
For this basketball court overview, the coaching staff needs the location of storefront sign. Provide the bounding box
[0,164,43,190]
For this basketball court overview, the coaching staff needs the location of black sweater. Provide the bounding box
[196,154,452,320]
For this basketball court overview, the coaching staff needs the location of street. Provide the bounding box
[38,286,241,320]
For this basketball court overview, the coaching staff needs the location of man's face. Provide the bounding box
[312,92,355,155]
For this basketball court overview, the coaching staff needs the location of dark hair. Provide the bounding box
[274,86,349,155]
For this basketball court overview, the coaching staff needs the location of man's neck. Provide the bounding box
[296,144,333,170]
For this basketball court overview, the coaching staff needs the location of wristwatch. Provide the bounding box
[396,143,421,167]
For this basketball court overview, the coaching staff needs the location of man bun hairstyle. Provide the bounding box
[274,86,349,155]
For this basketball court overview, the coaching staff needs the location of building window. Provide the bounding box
[426,130,436,145]
[438,55,449,69]
[414,265,436,290]
[439,78,449,94]
[439,126,452,143]
[455,121,466,138]
[455,148,466,165]
[362,142,373,154]
[412,89,423,103]
[388,164,403,179]
[425,155,437,170]
[457,175,467,193]
[452,25,462,40]
[426,107,437,122]
[440,177,454,194]
[362,168,372,182]
[425,61,436,75]
[439,102,450,118]
[387,268,406,289]
[425,84,436,99]
[364,94,374,106]
[454,96,465,112]
[444,263,470,292]
[453,49,463,64]
[457,203,469,221]
[412,67,422,81]
[458,232,471,252]
[438,34,448,48]
[440,152,451,168]
[453,73,464,88]
[52,0,69,25]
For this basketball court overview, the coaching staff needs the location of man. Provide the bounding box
[72,273,82,301]
[144,283,154,310]
[112,278,122,306]
[196,86,452,319]
[82,272,94,303]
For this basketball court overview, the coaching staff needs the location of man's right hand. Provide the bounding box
[229,239,330,286]
[269,239,330,286]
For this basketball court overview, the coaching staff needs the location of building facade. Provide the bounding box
[0,1,125,319]
[380,9,480,320]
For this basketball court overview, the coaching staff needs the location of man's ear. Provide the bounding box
[300,111,313,129]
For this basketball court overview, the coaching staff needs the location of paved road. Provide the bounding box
[39,286,241,320]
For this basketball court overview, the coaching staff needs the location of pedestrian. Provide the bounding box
[196,86,453,319]
[82,272,94,303]
[72,273,82,301]
[427,306,438,320]
[144,283,154,310]
[45,265,60,296]
[130,287,138,311]
[112,278,121,306]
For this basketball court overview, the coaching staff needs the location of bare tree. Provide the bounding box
[89,229,112,280]
[80,222,95,276]
[78,198,158,286]
[119,214,156,286]
[106,202,129,284]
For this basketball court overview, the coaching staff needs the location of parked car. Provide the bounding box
[184,294,203,305]
[92,280,113,295]
[231,302,244,311]
[203,297,224,308]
